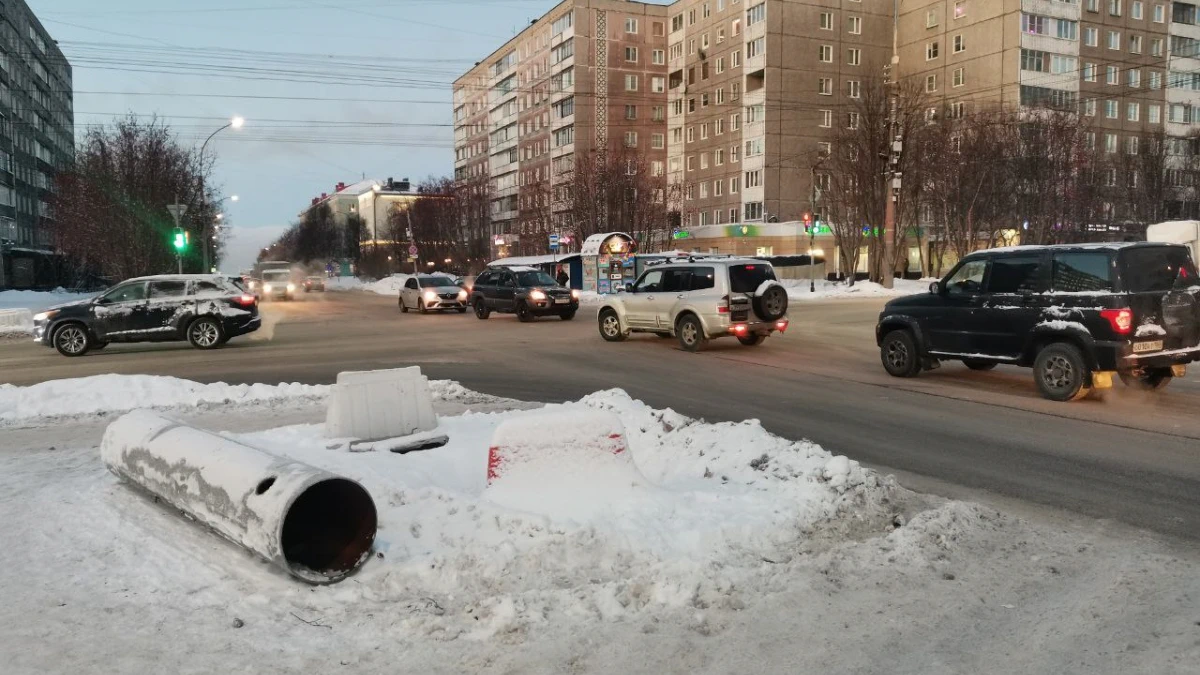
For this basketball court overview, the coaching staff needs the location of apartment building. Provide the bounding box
[453,0,670,256]
[0,0,73,260]
[669,0,893,231]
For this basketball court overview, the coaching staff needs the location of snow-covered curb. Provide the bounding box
[781,277,936,300]
[0,308,32,335]
[0,374,499,426]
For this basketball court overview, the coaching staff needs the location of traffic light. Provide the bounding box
[802,212,812,233]
[172,228,188,252]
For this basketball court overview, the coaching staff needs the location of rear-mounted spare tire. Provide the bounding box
[753,284,789,322]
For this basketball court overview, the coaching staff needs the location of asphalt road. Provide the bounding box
[4,290,1199,541]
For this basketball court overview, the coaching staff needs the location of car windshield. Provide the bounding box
[517,271,558,286]
[727,263,777,293]
[419,276,456,288]
[262,271,289,281]
[1120,246,1200,292]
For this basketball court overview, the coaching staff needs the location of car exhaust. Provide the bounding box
[101,410,377,584]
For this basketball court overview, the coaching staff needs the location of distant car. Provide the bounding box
[470,266,579,321]
[303,276,326,292]
[876,242,1200,401]
[259,270,296,301]
[400,274,469,313]
[31,274,261,357]
[597,258,790,351]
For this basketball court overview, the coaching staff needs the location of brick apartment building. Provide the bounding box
[456,0,1200,258]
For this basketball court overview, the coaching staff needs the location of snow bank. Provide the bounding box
[0,308,31,335]
[324,276,366,292]
[362,275,411,296]
[782,277,935,300]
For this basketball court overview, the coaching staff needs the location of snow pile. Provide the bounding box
[218,388,891,638]
[0,308,31,335]
[1137,323,1167,337]
[0,288,93,312]
[363,274,411,296]
[324,276,366,292]
[782,277,935,300]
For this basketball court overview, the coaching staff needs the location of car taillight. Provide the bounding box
[718,294,730,314]
[1101,308,1133,335]
[775,319,788,333]
[235,294,257,306]
[731,324,748,334]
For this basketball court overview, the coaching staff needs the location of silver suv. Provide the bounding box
[597,257,790,351]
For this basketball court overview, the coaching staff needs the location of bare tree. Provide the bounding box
[558,147,673,252]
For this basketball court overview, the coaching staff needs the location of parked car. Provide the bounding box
[32,274,261,357]
[400,274,469,313]
[597,257,790,352]
[876,242,1200,401]
[303,276,326,292]
[470,266,579,321]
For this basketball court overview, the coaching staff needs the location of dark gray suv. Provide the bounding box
[470,266,580,322]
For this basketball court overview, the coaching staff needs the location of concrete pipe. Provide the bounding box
[101,410,377,584]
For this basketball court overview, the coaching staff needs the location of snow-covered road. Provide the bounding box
[0,375,1197,674]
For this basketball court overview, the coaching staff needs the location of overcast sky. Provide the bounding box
[29,0,569,269]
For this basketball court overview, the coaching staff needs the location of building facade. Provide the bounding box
[0,0,73,252]
[453,0,670,257]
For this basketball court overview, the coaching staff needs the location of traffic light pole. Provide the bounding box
[168,201,188,274]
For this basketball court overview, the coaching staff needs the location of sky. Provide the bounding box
[27,0,569,271]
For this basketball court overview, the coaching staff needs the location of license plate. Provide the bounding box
[1133,340,1163,353]
[554,298,570,304]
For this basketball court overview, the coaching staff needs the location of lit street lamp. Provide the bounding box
[197,118,245,272]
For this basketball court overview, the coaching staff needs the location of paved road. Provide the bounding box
[4,290,1199,541]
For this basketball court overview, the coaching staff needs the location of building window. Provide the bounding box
[820,12,833,30]
[715,149,724,165]
[747,37,765,58]
[653,21,665,36]
[732,113,741,130]
[1149,104,1161,123]
[744,202,763,220]
[731,144,740,161]
[1127,102,1140,121]
[625,18,638,34]
[716,118,724,134]
[1129,35,1142,53]
[733,19,741,36]
[652,76,665,93]
[926,41,939,60]
[819,45,833,62]
[625,46,638,62]
[1084,98,1097,116]
[1106,65,1118,84]
[717,57,726,73]
[848,16,862,34]
[818,78,833,95]
[1132,1,1143,19]
[1105,133,1118,154]
[847,80,861,98]
[687,156,695,171]
[625,74,639,91]
[1151,38,1163,56]
[652,49,665,65]
[747,3,766,26]
[1022,14,1048,35]
[1057,19,1078,40]
[625,104,637,120]
[1149,70,1162,90]
[1084,63,1097,82]
[955,1,966,19]
[926,74,937,92]
[687,126,695,142]
[651,133,665,149]
[1128,69,1140,87]
[953,67,964,87]
[1110,0,1122,17]
[743,137,763,159]
[1108,30,1121,49]
[716,87,726,104]
[653,105,665,121]
[701,123,709,139]
[820,109,832,127]
[847,112,860,129]
[717,27,726,43]
[1154,3,1165,22]
[702,33,710,49]
[1084,27,1098,46]
[848,48,861,65]
[701,154,709,171]
[953,35,965,53]
[1105,99,1118,118]
[624,131,638,147]
[927,8,939,27]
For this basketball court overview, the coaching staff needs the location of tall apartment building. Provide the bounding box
[453,0,670,256]
[0,0,73,252]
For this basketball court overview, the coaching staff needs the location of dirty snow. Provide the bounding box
[1137,324,1168,337]
[1037,320,1091,332]
[1,378,1199,673]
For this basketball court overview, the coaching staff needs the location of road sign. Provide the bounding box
[549,233,560,245]
[408,245,418,256]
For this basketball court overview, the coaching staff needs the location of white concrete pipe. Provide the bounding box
[101,410,377,584]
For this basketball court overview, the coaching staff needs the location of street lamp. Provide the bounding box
[197,117,245,272]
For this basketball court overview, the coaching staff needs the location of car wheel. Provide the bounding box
[418,300,428,315]
[1034,342,1090,402]
[880,329,921,378]
[474,298,490,319]
[598,309,626,342]
[54,323,91,357]
[737,334,767,346]
[400,297,408,313]
[560,310,576,321]
[1118,368,1173,391]
[187,317,224,350]
[516,301,534,323]
[753,285,789,321]
[963,359,997,371]
[676,315,707,352]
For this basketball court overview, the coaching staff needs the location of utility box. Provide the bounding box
[325,366,438,441]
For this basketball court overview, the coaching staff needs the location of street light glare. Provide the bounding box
[230,195,239,202]
[231,116,245,129]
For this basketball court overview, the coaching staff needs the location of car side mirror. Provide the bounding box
[94,296,110,305]
[929,281,941,295]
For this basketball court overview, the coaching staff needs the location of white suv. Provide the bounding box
[597,258,790,351]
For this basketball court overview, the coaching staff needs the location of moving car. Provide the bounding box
[303,276,326,292]
[259,269,296,301]
[876,242,1200,401]
[470,266,579,321]
[597,257,790,351]
[400,274,469,313]
[32,274,261,357]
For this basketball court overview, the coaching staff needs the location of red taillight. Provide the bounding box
[718,294,730,314]
[1101,308,1133,335]
[235,294,257,306]
[731,324,748,334]
[775,319,788,333]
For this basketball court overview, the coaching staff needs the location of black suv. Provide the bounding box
[470,266,580,322]
[32,274,262,357]
[876,243,1200,401]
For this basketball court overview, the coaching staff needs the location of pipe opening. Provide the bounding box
[256,477,276,495]
[281,478,377,581]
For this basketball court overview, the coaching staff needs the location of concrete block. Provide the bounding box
[325,366,438,441]
[0,308,31,334]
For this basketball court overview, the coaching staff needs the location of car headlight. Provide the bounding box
[33,310,58,322]
[263,283,273,293]
[571,289,580,300]
[424,291,438,301]
[457,289,468,300]
[529,289,547,301]
[287,283,296,292]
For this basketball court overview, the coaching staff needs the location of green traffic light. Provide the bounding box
[173,231,187,251]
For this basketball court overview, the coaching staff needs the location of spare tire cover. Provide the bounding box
[753,284,788,321]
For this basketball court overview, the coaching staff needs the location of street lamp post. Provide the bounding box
[809,156,827,293]
[197,117,244,272]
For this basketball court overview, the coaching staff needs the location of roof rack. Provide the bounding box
[645,254,737,267]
